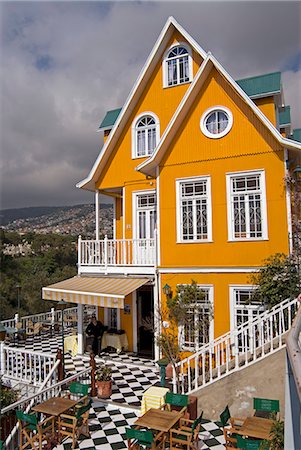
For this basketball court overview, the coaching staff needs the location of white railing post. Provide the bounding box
[51,308,55,326]
[104,235,108,272]
[14,313,19,326]
[78,235,82,274]
[0,341,6,375]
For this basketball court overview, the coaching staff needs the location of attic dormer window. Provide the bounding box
[163,44,192,88]
[132,113,160,158]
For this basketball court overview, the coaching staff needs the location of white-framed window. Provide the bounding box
[229,285,266,352]
[163,43,193,88]
[104,307,120,330]
[226,170,268,241]
[176,176,212,242]
[132,113,160,159]
[178,285,214,351]
[200,106,233,139]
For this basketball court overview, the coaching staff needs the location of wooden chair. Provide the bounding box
[220,405,243,449]
[169,411,203,449]
[58,397,92,449]
[253,397,280,419]
[125,427,166,449]
[161,392,189,415]
[16,410,55,450]
[27,322,42,337]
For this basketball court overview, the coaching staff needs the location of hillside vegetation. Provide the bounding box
[0,231,77,320]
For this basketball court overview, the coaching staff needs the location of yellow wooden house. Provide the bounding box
[43,17,301,360]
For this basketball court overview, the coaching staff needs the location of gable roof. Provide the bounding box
[136,54,301,176]
[236,72,281,99]
[99,108,122,130]
[97,73,284,131]
[77,16,207,191]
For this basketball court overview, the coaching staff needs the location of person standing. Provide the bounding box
[85,314,105,355]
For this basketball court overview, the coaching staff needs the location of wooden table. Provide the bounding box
[134,408,183,433]
[233,416,273,440]
[32,397,78,416]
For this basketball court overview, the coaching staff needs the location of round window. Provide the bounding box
[200,106,233,138]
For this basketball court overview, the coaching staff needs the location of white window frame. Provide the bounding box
[131,112,160,159]
[200,106,233,139]
[178,284,214,351]
[132,189,156,240]
[162,42,193,88]
[176,176,212,243]
[226,169,268,241]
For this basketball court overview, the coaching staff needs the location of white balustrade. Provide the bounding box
[79,237,156,267]
[173,297,299,394]
[0,344,57,386]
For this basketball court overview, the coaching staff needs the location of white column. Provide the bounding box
[77,304,84,355]
[95,189,100,240]
[153,274,160,361]
[132,291,137,353]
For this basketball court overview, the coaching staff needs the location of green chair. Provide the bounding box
[236,435,267,449]
[16,410,55,450]
[69,381,89,397]
[169,411,203,449]
[58,398,92,449]
[253,397,280,419]
[220,405,244,449]
[162,392,189,415]
[125,427,166,449]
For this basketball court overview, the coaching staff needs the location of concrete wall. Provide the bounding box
[194,348,286,420]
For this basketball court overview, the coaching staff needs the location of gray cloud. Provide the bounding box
[1,1,300,209]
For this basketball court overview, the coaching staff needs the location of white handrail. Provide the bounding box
[2,365,91,449]
[4,359,60,447]
[173,297,299,394]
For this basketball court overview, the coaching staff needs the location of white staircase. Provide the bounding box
[172,297,299,394]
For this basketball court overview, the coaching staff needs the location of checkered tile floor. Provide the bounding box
[55,401,225,449]
[9,333,225,449]
[9,332,161,407]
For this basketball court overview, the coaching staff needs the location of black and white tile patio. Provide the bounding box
[55,400,225,450]
[10,333,226,449]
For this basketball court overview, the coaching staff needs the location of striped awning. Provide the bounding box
[42,276,150,309]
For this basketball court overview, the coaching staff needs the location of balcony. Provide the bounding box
[78,236,156,275]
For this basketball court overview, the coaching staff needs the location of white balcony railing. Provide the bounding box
[78,236,156,268]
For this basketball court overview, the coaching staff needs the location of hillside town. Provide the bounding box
[1,204,113,239]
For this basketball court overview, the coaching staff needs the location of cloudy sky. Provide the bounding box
[1,1,300,210]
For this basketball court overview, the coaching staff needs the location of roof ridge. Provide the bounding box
[236,71,281,82]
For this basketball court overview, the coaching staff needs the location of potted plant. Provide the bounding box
[95,365,113,399]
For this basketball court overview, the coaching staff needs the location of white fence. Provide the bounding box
[173,297,299,394]
[1,365,91,450]
[0,343,58,386]
[79,235,156,267]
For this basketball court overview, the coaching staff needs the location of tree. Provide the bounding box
[250,253,300,308]
[144,280,213,391]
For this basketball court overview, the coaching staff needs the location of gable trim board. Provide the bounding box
[136,53,301,177]
[77,16,207,191]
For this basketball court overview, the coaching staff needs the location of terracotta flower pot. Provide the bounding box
[96,380,112,399]
[165,363,173,379]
